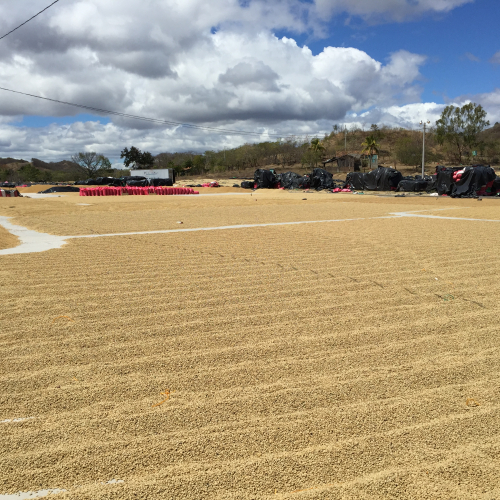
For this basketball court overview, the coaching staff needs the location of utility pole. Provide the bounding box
[420,120,430,178]
[344,125,347,153]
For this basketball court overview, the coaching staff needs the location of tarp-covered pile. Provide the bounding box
[430,166,462,196]
[250,168,330,191]
[310,168,335,190]
[344,167,403,191]
[396,176,431,192]
[450,165,497,198]
[75,177,122,186]
[278,172,310,190]
[427,165,499,197]
[39,186,81,194]
[254,169,278,189]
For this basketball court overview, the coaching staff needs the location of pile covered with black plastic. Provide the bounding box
[450,166,497,197]
[344,167,403,191]
[426,165,499,197]
[75,176,173,187]
[245,168,336,191]
[279,171,310,190]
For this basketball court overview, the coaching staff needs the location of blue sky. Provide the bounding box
[0,0,499,161]
[277,0,500,104]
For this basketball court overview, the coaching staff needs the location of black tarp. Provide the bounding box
[492,177,500,195]
[127,179,149,187]
[39,186,81,193]
[120,176,147,182]
[396,179,430,192]
[240,181,255,189]
[431,166,461,195]
[310,168,334,190]
[364,167,402,191]
[76,177,122,186]
[344,167,402,191]
[94,177,118,185]
[451,165,497,198]
[344,172,365,190]
[278,172,310,190]
[279,171,302,189]
[149,178,173,186]
[119,176,148,187]
[254,169,278,189]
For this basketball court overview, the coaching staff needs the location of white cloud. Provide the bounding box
[0,0,476,159]
[313,0,473,23]
[490,51,500,64]
[464,52,480,62]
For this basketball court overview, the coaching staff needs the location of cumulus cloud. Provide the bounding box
[313,0,473,23]
[0,0,476,159]
[464,52,480,62]
[490,51,500,64]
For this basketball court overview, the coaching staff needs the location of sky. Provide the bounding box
[0,0,499,164]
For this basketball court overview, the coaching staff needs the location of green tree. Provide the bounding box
[305,138,325,168]
[18,164,38,181]
[71,152,112,178]
[370,123,385,141]
[394,136,421,168]
[436,102,489,163]
[309,138,325,154]
[120,147,154,169]
[361,135,380,170]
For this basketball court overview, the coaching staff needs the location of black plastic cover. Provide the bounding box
[310,168,334,190]
[451,165,496,198]
[254,169,278,188]
[39,186,81,193]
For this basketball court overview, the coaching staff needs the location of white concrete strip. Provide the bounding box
[188,192,251,196]
[0,216,68,255]
[0,481,124,500]
[66,218,367,239]
[0,208,498,256]
[23,194,63,199]
[391,212,500,222]
[0,489,66,499]
[1,417,34,424]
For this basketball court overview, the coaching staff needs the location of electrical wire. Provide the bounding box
[0,86,307,138]
[0,0,61,41]
[0,1,322,141]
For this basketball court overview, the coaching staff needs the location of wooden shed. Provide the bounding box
[323,154,362,172]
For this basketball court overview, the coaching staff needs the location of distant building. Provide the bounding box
[322,153,378,172]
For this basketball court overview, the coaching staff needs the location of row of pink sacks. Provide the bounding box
[80,187,199,196]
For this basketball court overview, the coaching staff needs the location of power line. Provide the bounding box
[0,86,307,138]
[0,0,61,41]
[0,1,323,142]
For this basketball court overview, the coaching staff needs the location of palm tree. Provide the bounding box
[361,135,380,171]
[309,138,325,167]
[309,138,325,153]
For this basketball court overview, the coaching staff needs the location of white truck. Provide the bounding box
[130,169,175,182]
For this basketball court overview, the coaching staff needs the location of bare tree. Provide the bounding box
[71,152,112,178]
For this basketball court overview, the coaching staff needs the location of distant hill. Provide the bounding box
[31,158,82,174]
[0,157,29,167]
[479,122,500,142]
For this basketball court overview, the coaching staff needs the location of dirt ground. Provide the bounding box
[1,192,499,499]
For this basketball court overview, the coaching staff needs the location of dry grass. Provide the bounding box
[0,223,19,250]
[1,192,500,499]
